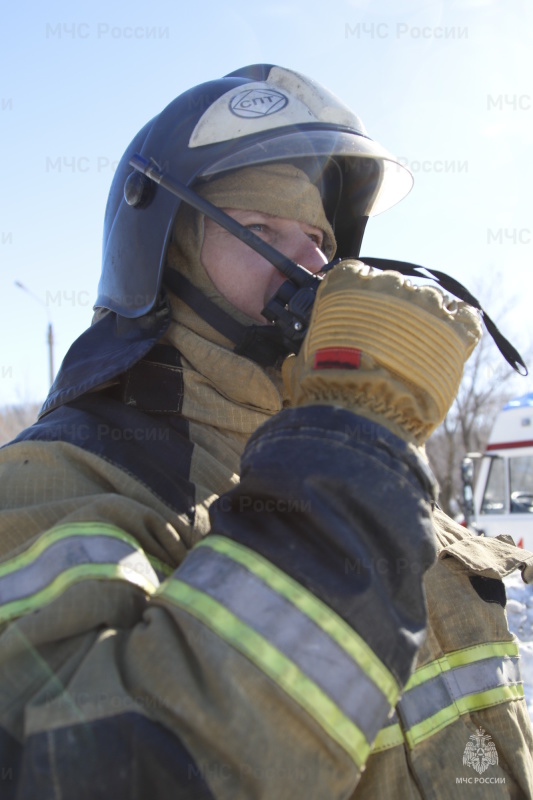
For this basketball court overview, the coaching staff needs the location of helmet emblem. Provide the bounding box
[229,88,288,118]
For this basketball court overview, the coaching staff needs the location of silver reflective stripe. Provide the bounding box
[397,655,522,730]
[0,535,157,605]
[178,545,389,745]
[0,525,160,626]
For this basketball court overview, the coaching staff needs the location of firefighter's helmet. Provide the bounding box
[97,64,412,318]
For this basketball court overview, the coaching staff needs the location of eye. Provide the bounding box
[246,223,267,234]
[308,233,323,246]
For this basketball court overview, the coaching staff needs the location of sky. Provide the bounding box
[1,0,532,406]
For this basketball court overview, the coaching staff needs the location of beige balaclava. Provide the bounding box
[164,162,336,346]
[160,163,337,456]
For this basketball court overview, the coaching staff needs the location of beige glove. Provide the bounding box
[282,261,482,446]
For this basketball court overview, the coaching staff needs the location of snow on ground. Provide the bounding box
[504,571,533,723]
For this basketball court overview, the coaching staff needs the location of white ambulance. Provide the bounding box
[463,392,533,550]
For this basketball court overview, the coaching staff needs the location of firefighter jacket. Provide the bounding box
[0,291,532,799]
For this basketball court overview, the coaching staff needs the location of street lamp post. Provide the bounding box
[14,281,55,388]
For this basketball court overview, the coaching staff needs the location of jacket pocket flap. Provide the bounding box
[439,536,533,583]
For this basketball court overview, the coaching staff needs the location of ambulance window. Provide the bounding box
[481,458,505,514]
[509,455,533,513]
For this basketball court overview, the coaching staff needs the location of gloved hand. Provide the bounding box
[282,261,482,446]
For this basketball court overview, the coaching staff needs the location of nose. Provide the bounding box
[289,229,329,274]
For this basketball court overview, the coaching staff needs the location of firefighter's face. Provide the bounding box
[201,209,328,323]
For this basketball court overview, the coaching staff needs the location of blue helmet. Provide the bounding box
[97,64,412,318]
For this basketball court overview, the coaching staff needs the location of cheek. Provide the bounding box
[202,237,253,290]
[201,238,273,320]
[201,237,248,302]
[200,233,226,282]
[200,234,262,296]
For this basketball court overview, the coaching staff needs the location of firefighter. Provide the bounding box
[0,65,532,798]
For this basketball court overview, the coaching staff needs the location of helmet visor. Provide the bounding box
[199,129,413,217]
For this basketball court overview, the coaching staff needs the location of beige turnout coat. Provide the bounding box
[0,301,532,799]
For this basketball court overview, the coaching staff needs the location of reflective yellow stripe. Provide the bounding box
[455,684,524,715]
[405,684,524,748]
[404,641,520,690]
[0,522,160,625]
[159,577,371,769]
[0,522,144,577]
[197,535,399,705]
[372,723,404,753]
[404,703,458,749]
[445,641,519,668]
[147,554,173,578]
[372,641,524,753]
[0,563,157,625]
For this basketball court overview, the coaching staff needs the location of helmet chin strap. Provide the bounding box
[133,155,528,376]
[163,270,290,367]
